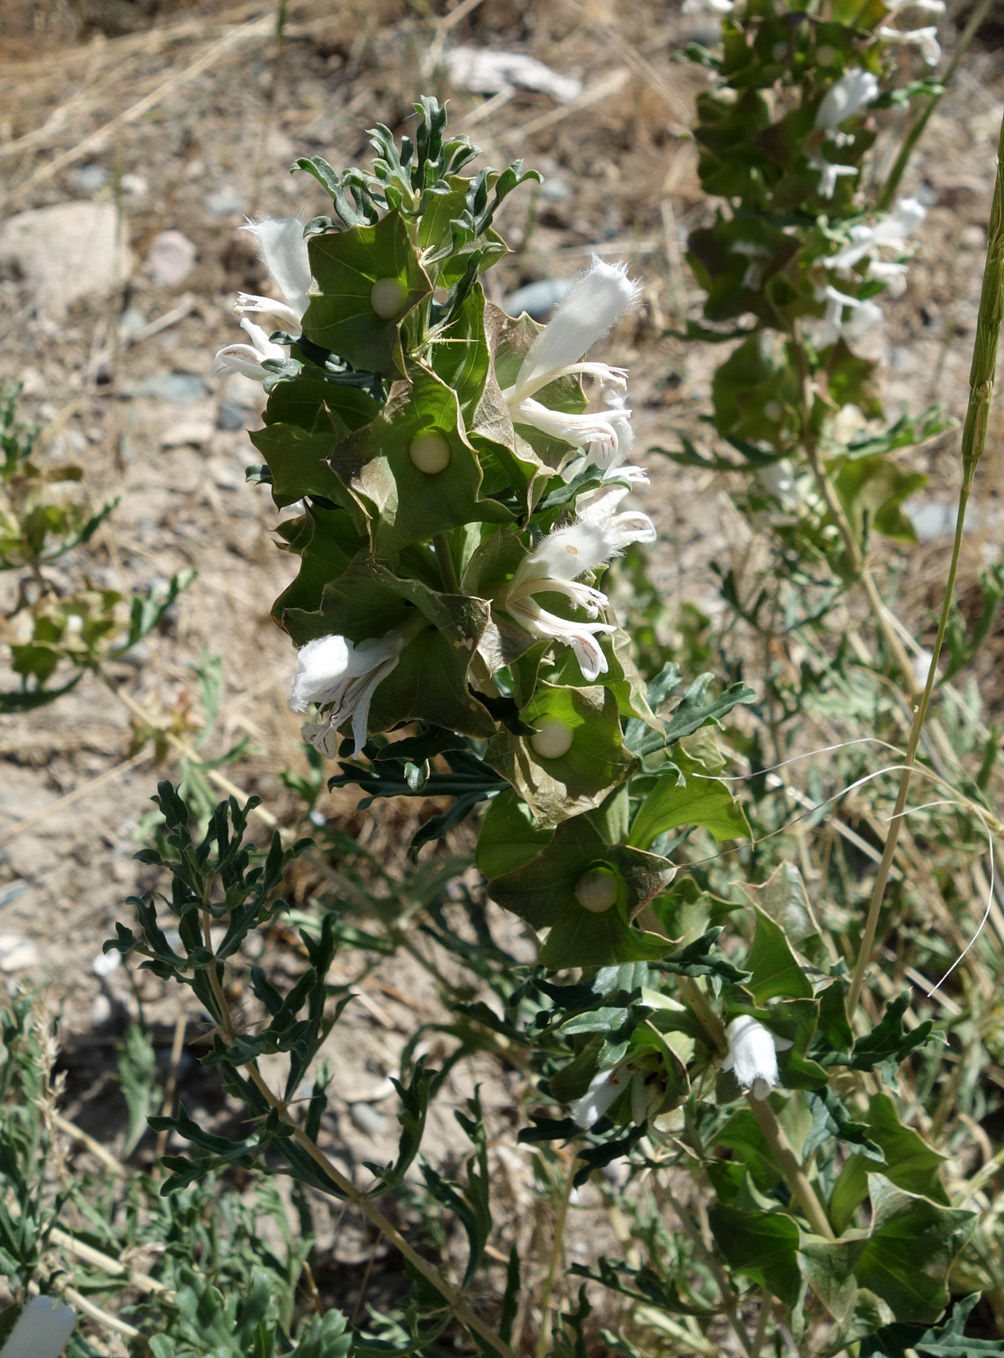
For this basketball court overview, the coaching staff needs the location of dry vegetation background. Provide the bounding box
[1,0,1003,1340]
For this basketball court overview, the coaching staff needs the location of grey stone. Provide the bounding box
[204,186,244,217]
[131,372,210,403]
[160,416,214,449]
[75,163,109,193]
[503,277,573,320]
[217,398,251,431]
[0,934,39,972]
[0,201,131,324]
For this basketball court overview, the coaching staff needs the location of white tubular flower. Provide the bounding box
[817,284,884,346]
[682,0,735,12]
[290,625,414,758]
[503,257,640,469]
[757,458,797,509]
[815,68,879,135]
[503,484,656,681]
[236,217,312,328]
[0,1297,75,1358]
[722,1016,793,1101]
[212,218,312,381]
[828,197,926,286]
[212,317,288,379]
[809,155,859,200]
[878,23,941,65]
[570,1066,626,1129]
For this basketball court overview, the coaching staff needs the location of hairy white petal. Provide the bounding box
[290,627,411,758]
[815,69,879,132]
[242,217,312,322]
[514,257,640,400]
[234,291,302,328]
[570,1067,626,1129]
[722,1016,793,1100]
[878,23,941,64]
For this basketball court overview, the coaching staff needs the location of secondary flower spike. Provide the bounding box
[502,483,656,681]
[0,1296,75,1358]
[290,621,419,758]
[722,1016,793,1100]
[503,256,641,470]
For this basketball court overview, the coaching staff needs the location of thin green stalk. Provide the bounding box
[434,532,460,593]
[848,104,1004,1015]
[877,0,997,213]
[789,327,923,702]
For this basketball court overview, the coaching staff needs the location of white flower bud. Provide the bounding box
[722,1016,793,1100]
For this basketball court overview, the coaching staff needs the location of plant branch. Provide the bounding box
[241,1063,518,1358]
[676,977,835,1241]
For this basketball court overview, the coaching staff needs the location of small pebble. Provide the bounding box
[0,881,28,910]
[217,398,252,431]
[132,372,211,403]
[0,935,39,972]
[75,163,109,193]
[160,418,214,449]
[503,277,573,320]
[92,950,121,979]
[349,1103,387,1136]
[204,186,244,217]
[145,229,197,288]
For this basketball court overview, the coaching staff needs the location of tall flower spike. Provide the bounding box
[503,257,641,470]
[290,621,419,758]
[0,1296,75,1358]
[722,1016,793,1100]
[502,483,656,681]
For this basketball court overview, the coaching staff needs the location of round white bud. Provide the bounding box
[370,276,409,320]
[530,716,574,760]
[408,432,451,474]
[575,867,619,913]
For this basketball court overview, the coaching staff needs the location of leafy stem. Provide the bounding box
[675,977,835,1241]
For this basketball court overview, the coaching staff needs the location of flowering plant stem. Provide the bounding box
[848,102,1004,1016]
[197,905,518,1358]
[676,977,835,1241]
